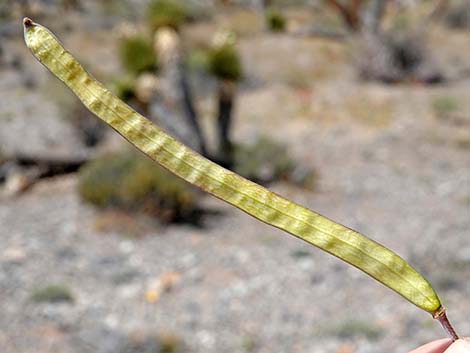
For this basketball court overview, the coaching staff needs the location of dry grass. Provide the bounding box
[344,95,394,127]
[216,9,262,37]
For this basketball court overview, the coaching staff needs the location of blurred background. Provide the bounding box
[0,0,469,352]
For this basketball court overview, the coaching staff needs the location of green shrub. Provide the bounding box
[31,284,74,303]
[186,49,210,72]
[207,45,242,81]
[110,76,136,102]
[147,0,187,32]
[241,335,258,353]
[233,136,294,184]
[185,2,213,23]
[120,331,184,353]
[78,151,198,223]
[445,3,470,29]
[456,137,470,149]
[119,36,157,75]
[432,96,460,116]
[266,9,287,32]
[158,331,182,352]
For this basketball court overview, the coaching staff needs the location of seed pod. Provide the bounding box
[22,18,458,339]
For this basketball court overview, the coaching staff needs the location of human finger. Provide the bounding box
[445,339,470,353]
[409,338,452,353]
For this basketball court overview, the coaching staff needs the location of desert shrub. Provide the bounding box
[119,35,157,75]
[207,44,242,81]
[432,96,460,117]
[70,101,107,147]
[266,9,287,32]
[233,136,317,188]
[185,1,213,22]
[158,331,182,353]
[78,151,198,223]
[31,284,74,303]
[41,77,106,147]
[357,32,443,84]
[120,330,184,353]
[445,3,470,29]
[0,149,5,183]
[241,335,258,353]
[186,48,210,73]
[0,4,11,21]
[147,0,187,32]
[110,76,136,102]
[456,137,470,149]
[233,136,294,184]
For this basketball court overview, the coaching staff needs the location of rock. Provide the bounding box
[135,73,159,104]
[3,168,39,196]
[336,345,355,353]
[2,247,27,263]
[144,270,181,303]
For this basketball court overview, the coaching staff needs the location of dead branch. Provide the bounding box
[325,0,364,31]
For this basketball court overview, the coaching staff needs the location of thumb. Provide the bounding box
[445,339,470,353]
[409,339,452,353]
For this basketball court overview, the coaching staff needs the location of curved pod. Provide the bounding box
[23,18,457,338]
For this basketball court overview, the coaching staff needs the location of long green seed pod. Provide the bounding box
[23,18,458,338]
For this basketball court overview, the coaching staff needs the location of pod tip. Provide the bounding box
[23,17,33,27]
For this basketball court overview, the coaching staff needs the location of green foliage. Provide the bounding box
[456,137,470,150]
[207,45,242,81]
[0,4,12,21]
[119,331,184,353]
[432,96,460,116]
[110,76,136,102]
[241,335,258,353]
[31,284,74,303]
[445,3,470,29]
[233,136,294,184]
[78,151,198,223]
[232,136,317,188]
[290,249,311,259]
[186,48,210,72]
[266,9,287,32]
[41,77,106,146]
[158,331,182,353]
[119,36,157,75]
[147,0,187,31]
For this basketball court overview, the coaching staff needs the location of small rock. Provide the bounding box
[336,345,355,353]
[2,247,27,263]
[144,271,181,303]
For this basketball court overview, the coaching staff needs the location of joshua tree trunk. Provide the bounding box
[361,0,386,33]
[216,80,236,168]
[151,28,207,155]
[325,0,364,31]
[179,61,207,155]
[428,0,449,21]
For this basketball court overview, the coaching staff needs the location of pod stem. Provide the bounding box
[433,307,459,341]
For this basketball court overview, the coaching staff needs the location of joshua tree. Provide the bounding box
[117,0,243,166]
[151,27,207,154]
[207,33,242,168]
[322,0,444,83]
